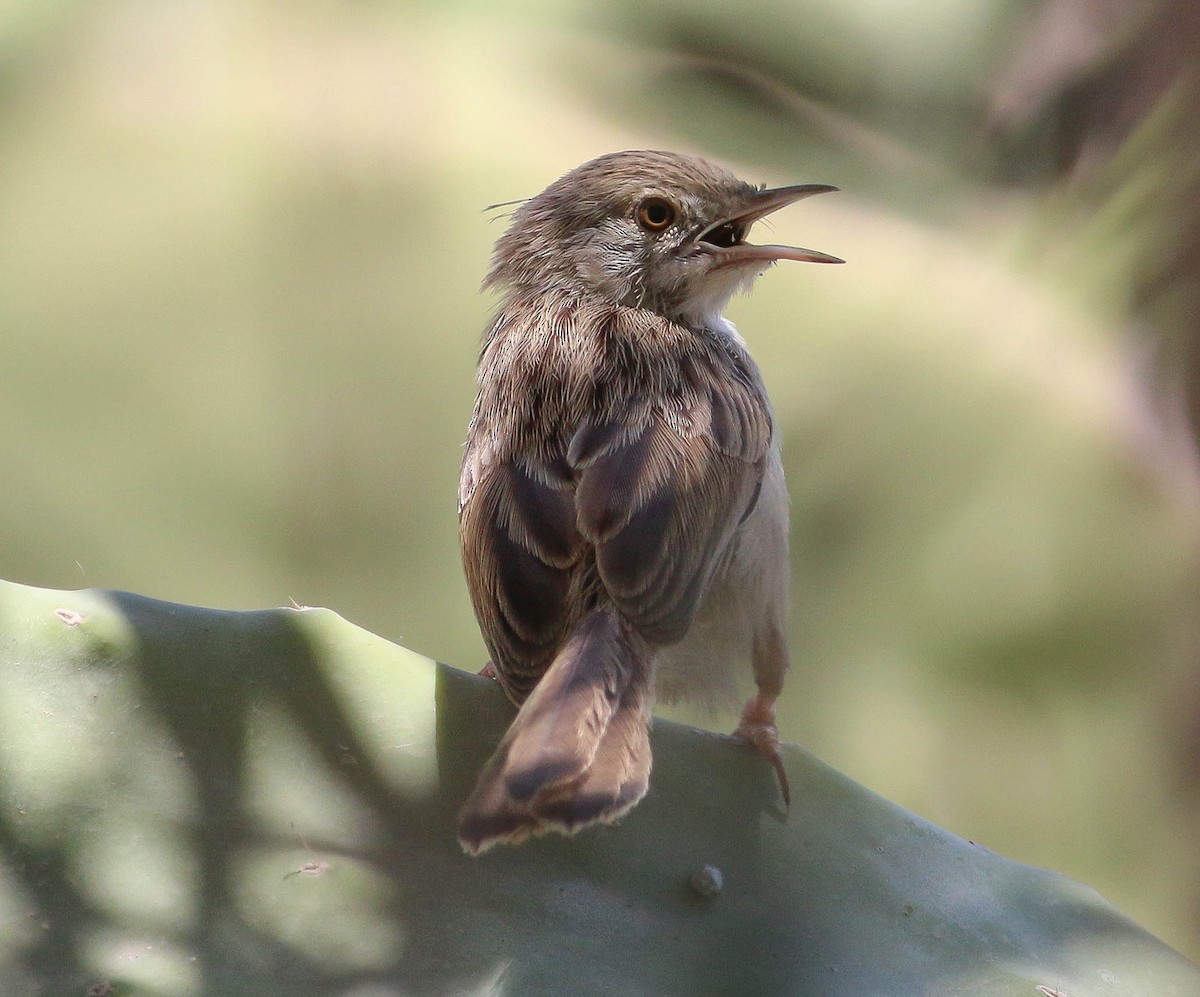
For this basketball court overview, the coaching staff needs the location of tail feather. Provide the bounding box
[528,674,651,831]
[458,607,653,855]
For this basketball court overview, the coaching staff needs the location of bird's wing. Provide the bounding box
[459,439,586,700]
[458,343,772,696]
[569,356,772,646]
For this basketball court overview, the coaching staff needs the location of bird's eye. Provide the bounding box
[636,197,676,232]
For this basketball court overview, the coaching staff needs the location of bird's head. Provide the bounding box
[485,150,842,325]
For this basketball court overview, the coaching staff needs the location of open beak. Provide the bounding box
[693,183,844,266]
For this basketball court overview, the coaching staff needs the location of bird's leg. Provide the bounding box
[733,622,790,806]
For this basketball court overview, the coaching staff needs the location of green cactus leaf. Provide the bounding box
[0,578,1195,995]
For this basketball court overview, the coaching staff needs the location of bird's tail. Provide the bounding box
[457,607,653,855]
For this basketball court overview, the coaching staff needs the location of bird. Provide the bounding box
[456,149,842,855]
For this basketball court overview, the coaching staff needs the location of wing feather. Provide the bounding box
[459,326,773,698]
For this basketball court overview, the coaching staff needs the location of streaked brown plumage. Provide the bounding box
[457,150,842,854]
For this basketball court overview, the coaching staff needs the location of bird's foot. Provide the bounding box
[733,694,790,807]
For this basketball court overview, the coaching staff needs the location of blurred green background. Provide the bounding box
[3,0,1199,962]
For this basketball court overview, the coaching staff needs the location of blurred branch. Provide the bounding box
[666,52,952,183]
[986,0,1200,386]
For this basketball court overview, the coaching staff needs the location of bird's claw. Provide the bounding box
[733,694,791,807]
